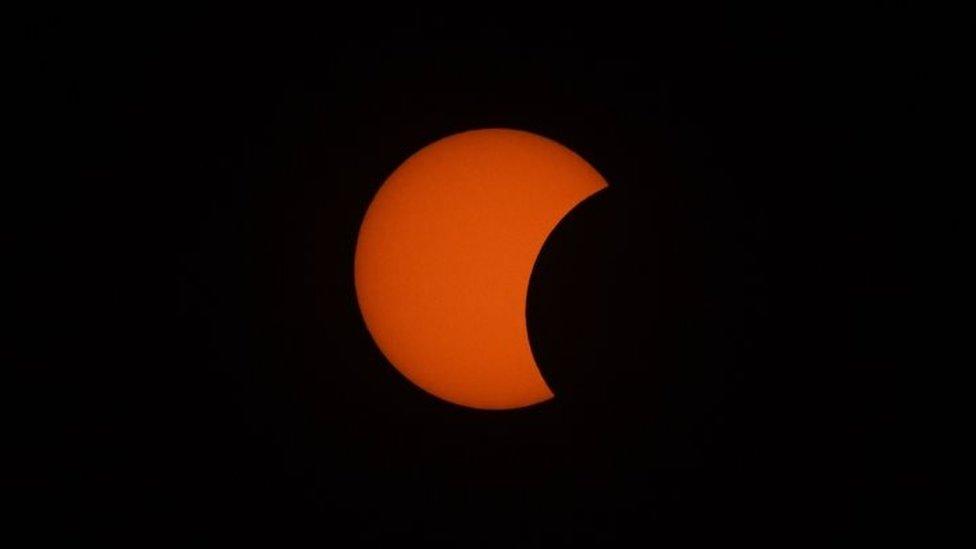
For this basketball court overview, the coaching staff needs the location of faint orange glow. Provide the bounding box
[354,129,607,409]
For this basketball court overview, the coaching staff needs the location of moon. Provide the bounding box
[354,129,608,409]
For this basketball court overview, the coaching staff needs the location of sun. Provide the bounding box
[354,129,608,409]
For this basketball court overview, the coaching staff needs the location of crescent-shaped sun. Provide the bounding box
[354,129,608,409]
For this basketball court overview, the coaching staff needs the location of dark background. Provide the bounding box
[9,5,947,542]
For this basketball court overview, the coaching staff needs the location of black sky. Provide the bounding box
[8,5,948,543]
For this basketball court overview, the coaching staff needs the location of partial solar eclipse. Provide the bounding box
[355,129,608,409]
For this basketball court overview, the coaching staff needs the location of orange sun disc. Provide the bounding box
[354,128,608,409]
